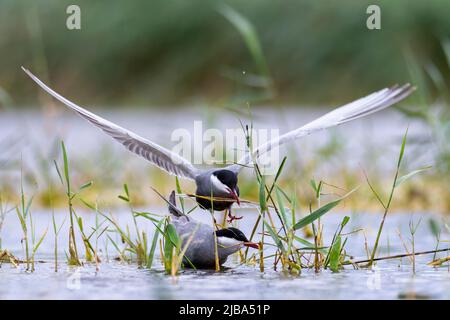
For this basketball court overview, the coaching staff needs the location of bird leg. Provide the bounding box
[227,209,243,223]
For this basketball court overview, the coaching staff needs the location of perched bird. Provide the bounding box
[165,190,258,269]
[22,67,415,219]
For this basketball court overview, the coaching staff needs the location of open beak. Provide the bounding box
[230,188,240,205]
[243,242,259,249]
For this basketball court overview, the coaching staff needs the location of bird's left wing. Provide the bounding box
[22,67,200,180]
[227,84,415,173]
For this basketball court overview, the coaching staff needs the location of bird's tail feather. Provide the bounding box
[150,187,185,217]
[168,191,184,217]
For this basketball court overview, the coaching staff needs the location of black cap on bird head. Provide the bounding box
[215,227,259,249]
[212,169,240,205]
[212,170,238,190]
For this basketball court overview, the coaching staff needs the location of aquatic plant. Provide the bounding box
[409,217,422,274]
[51,211,65,272]
[366,129,431,267]
[232,118,357,273]
[0,192,14,250]
[82,184,168,269]
[54,141,94,266]
[15,170,47,271]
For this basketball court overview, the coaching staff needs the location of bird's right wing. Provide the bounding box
[22,67,200,180]
[227,84,415,173]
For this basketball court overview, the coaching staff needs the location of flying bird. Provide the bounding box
[22,67,415,219]
[162,190,258,269]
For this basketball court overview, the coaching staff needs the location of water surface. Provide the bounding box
[1,210,449,300]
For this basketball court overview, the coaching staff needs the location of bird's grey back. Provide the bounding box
[194,171,214,195]
[171,216,223,268]
[167,189,241,268]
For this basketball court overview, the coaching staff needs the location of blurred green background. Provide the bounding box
[0,0,449,212]
[1,0,449,108]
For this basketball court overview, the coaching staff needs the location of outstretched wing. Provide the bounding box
[228,84,415,173]
[22,67,200,180]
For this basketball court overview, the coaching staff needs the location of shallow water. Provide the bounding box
[0,108,447,299]
[1,209,449,300]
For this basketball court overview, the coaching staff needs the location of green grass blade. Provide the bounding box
[218,4,270,78]
[258,175,266,211]
[118,195,129,203]
[329,235,342,272]
[166,223,181,248]
[175,177,185,214]
[123,184,129,198]
[293,188,357,231]
[310,179,317,193]
[15,207,27,232]
[394,166,432,188]
[428,218,441,239]
[294,235,327,255]
[79,181,93,191]
[267,156,287,197]
[53,160,64,185]
[262,217,286,254]
[32,226,48,254]
[24,195,34,218]
[276,188,289,227]
[61,141,70,193]
[341,216,350,228]
[147,219,164,269]
[397,128,408,168]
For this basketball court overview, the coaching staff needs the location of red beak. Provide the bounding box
[243,242,259,249]
[230,189,240,205]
